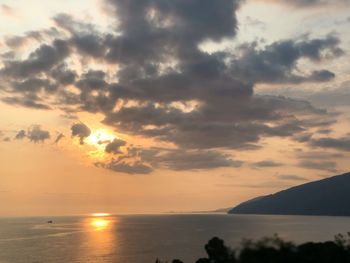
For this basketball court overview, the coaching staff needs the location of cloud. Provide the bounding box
[217,181,291,189]
[103,96,331,150]
[143,149,243,171]
[0,131,11,142]
[2,95,51,110]
[103,0,240,63]
[0,0,346,173]
[277,174,307,181]
[15,130,26,140]
[230,35,342,84]
[53,133,65,144]
[253,0,350,8]
[71,123,91,145]
[298,160,338,172]
[305,83,350,107]
[251,160,284,168]
[295,150,345,160]
[294,149,343,172]
[96,146,243,174]
[26,125,50,143]
[310,137,350,151]
[293,133,313,143]
[97,161,153,175]
[105,138,126,154]
[1,39,69,79]
[50,64,77,85]
[258,81,350,108]
[0,4,16,16]
[244,16,266,29]
[4,28,61,49]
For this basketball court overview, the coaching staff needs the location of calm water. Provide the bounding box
[1,214,350,263]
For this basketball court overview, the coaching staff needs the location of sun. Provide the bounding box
[85,129,115,148]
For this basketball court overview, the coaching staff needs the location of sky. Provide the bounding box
[0,0,350,216]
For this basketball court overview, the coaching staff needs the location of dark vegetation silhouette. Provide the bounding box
[156,233,350,263]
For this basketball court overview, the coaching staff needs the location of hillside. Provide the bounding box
[229,172,350,216]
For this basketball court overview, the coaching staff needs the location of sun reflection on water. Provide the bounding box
[90,213,112,231]
[84,213,118,259]
[91,218,109,230]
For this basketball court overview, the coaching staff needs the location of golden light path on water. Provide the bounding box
[84,213,117,260]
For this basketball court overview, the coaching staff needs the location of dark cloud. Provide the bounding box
[230,35,342,84]
[317,128,332,135]
[4,28,61,49]
[3,137,11,142]
[103,0,239,64]
[53,13,96,35]
[143,149,243,171]
[252,160,284,168]
[307,83,350,108]
[54,13,106,58]
[310,137,350,151]
[293,133,313,143]
[0,4,16,16]
[15,130,26,140]
[295,150,345,160]
[217,181,291,189]
[255,0,350,7]
[294,150,343,173]
[1,95,51,110]
[0,0,346,173]
[26,125,50,143]
[103,96,329,150]
[298,160,338,172]
[1,39,70,79]
[10,78,57,93]
[308,70,335,82]
[277,174,307,181]
[53,133,65,144]
[97,145,243,174]
[50,64,77,85]
[0,131,10,142]
[258,81,350,108]
[71,123,91,145]
[97,161,153,175]
[105,138,126,154]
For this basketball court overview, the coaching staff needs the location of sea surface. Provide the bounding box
[1,214,350,263]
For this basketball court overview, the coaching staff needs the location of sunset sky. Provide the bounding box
[0,0,350,216]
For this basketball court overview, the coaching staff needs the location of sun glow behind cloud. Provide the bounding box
[83,128,119,160]
[85,129,115,147]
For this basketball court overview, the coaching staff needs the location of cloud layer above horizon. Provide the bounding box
[0,0,349,176]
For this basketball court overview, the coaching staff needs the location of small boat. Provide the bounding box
[47,220,53,224]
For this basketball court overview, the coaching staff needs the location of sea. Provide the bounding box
[1,214,350,263]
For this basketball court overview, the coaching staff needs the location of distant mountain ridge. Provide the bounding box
[229,172,350,216]
[167,207,231,214]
